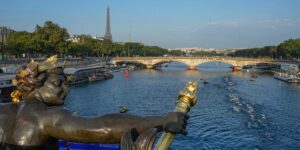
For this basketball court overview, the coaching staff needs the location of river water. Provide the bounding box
[65,62,300,150]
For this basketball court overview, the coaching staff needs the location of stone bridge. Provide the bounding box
[112,57,277,70]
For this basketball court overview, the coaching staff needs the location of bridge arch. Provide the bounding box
[194,60,235,66]
[113,60,146,65]
[196,61,233,71]
[152,60,188,67]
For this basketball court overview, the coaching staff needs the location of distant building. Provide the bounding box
[0,26,13,45]
[67,35,106,43]
[92,36,104,41]
[168,47,243,55]
[67,35,81,43]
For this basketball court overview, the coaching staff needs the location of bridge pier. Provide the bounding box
[146,65,154,69]
[186,65,197,71]
[232,66,242,72]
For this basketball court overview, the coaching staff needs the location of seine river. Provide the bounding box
[65,62,300,150]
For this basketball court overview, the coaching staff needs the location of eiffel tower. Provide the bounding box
[104,5,112,41]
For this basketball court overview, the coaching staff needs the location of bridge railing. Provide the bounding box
[112,56,274,61]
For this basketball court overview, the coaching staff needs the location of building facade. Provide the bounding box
[0,26,13,45]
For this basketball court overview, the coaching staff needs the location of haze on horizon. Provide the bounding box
[1,0,300,49]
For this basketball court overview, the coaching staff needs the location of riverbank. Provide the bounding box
[0,57,110,72]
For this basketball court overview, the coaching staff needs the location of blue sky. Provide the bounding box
[1,0,300,48]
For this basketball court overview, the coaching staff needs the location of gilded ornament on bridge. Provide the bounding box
[10,55,64,103]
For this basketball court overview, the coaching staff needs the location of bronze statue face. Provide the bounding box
[37,72,69,105]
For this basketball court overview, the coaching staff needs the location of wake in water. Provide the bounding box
[228,93,267,129]
[224,75,279,149]
[224,75,267,129]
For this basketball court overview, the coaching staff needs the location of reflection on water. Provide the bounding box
[65,62,300,150]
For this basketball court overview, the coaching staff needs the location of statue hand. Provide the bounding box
[164,112,189,135]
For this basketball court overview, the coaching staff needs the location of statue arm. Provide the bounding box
[43,107,167,143]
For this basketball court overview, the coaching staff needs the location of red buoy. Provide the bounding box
[232,66,237,72]
[125,70,129,78]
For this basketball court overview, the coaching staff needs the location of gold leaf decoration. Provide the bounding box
[38,55,58,72]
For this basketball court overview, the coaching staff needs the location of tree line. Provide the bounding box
[2,21,299,59]
[0,21,185,59]
[228,39,300,59]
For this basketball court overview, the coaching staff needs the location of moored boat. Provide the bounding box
[64,66,113,85]
[0,74,15,102]
[273,63,300,83]
[274,72,300,83]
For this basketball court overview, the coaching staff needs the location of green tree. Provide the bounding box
[101,39,113,56]
[277,39,300,59]
[69,42,88,56]
[111,43,125,57]
[33,21,70,56]
[4,20,176,58]
[168,50,185,56]
[6,31,35,58]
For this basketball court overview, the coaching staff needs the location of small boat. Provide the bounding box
[119,106,128,113]
[203,80,209,84]
[251,74,258,78]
